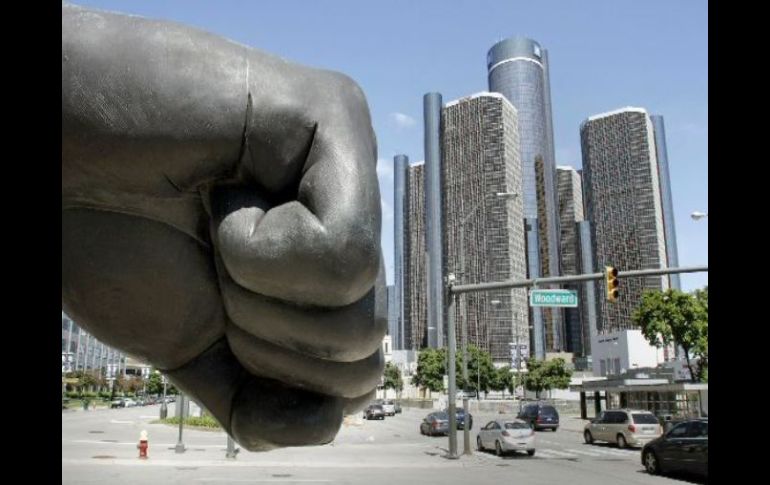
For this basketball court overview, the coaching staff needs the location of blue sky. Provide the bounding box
[74,0,708,291]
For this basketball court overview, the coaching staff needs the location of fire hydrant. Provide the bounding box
[137,430,149,459]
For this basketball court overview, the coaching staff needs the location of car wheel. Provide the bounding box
[643,450,660,475]
[495,440,504,457]
[552,427,558,432]
[527,449,535,457]
[617,434,627,449]
[477,436,484,452]
[584,430,594,444]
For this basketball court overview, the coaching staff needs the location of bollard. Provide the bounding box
[137,430,149,459]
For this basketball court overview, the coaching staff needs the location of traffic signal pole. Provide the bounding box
[449,266,708,295]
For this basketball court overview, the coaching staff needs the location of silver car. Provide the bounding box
[477,419,536,456]
[584,409,662,448]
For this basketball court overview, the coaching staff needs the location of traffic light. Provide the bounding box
[605,266,619,302]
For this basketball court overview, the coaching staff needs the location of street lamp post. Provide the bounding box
[159,372,168,419]
[175,393,186,453]
[454,191,518,457]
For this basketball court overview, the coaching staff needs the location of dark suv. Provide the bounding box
[517,403,560,431]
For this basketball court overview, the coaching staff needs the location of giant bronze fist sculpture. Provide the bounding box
[62,3,386,451]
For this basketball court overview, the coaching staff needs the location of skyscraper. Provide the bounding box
[441,92,528,363]
[404,162,427,350]
[487,36,563,357]
[393,154,408,350]
[650,115,680,290]
[556,166,585,354]
[581,107,670,334]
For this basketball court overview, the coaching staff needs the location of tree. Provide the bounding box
[146,371,164,395]
[411,348,446,392]
[490,365,512,398]
[458,346,495,398]
[632,288,708,382]
[382,362,403,398]
[523,358,573,398]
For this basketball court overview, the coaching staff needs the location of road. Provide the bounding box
[62,404,705,484]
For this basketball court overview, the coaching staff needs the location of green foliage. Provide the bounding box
[458,345,496,395]
[523,358,573,397]
[490,365,512,394]
[382,362,403,393]
[632,288,708,382]
[146,371,164,395]
[161,415,221,429]
[411,348,446,392]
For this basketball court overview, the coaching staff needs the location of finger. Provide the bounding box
[165,337,350,451]
[227,324,384,399]
[217,72,380,308]
[219,251,388,362]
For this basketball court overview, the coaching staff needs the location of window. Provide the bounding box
[667,422,689,438]
[505,422,530,430]
[614,358,621,375]
[687,421,708,438]
[632,413,659,424]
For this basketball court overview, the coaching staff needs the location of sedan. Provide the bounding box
[364,404,385,420]
[477,419,536,456]
[420,411,450,436]
[642,419,707,480]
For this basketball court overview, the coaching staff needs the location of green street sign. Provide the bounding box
[529,289,578,308]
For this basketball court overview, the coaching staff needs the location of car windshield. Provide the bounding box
[434,412,448,420]
[371,405,383,410]
[504,422,530,430]
[384,400,394,405]
[632,413,659,424]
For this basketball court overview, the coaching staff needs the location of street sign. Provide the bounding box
[529,289,578,308]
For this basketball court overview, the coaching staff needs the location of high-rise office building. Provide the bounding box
[650,115,680,290]
[404,162,427,350]
[386,284,397,341]
[487,36,563,356]
[441,92,528,363]
[581,107,670,334]
[556,166,585,354]
[393,154,408,350]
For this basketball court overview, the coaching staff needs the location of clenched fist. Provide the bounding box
[62,2,386,451]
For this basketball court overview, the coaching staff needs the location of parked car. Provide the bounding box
[110,399,127,408]
[419,411,450,436]
[642,418,707,480]
[123,399,137,408]
[381,400,396,416]
[584,409,662,448]
[363,404,385,420]
[447,408,473,430]
[477,419,536,457]
[517,403,559,431]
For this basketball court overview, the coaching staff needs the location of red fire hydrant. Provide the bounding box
[138,430,149,459]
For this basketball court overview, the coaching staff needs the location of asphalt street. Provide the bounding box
[62,404,705,484]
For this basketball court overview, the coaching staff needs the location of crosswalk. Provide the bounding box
[477,444,640,462]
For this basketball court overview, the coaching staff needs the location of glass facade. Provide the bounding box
[650,115,680,290]
[393,154,408,350]
[488,37,563,353]
[581,108,669,334]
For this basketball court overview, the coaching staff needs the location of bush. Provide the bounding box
[161,415,221,429]
[99,391,112,399]
[83,391,98,398]
[66,391,80,399]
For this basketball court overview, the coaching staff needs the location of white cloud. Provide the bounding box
[380,197,394,222]
[390,112,416,129]
[376,157,393,182]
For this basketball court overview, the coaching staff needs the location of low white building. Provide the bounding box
[591,329,672,377]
